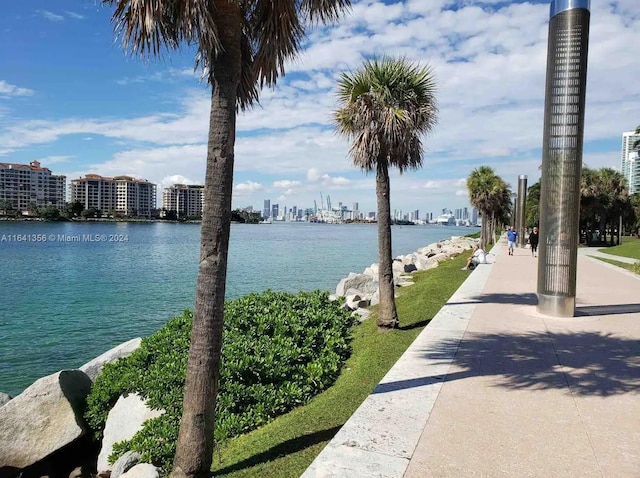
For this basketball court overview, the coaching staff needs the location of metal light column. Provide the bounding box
[537,0,590,317]
[517,175,528,247]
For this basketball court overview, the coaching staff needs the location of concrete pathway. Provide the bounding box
[578,246,639,265]
[303,239,640,478]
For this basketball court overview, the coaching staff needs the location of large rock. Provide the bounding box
[111,451,142,478]
[335,273,377,297]
[97,394,164,473]
[120,464,159,478]
[80,338,142,381]
[0,393,11,407]
[0,370,92,471]
[345,294,370,311]
[362,264,378,279]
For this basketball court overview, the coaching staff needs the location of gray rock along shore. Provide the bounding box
[334,235,478,320]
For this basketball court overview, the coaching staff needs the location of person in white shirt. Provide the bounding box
[462,245,487,270]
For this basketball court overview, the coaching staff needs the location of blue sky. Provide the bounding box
[1,0,638,215]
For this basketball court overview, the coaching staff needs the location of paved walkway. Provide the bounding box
[303,239,640,478]
[578,246,639,265]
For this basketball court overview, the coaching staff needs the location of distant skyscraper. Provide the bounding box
[271,203,279,219]
[621,130,640,195]
[263,199,271,218]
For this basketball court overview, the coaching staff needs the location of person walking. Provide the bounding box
[506,226,518,255]
[529,226,539,257]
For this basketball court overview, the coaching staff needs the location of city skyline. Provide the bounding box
[0,1,637,215]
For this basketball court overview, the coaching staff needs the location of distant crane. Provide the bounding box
[314,200,317,214]
[320,192,324,211]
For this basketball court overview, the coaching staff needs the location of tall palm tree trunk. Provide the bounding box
[376,161,398,329]
[171,9,242,478]
[480,212,488,250]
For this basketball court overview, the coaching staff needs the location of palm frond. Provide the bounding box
[103,0,220,60]
[334,56,438,173]
[301,0,352,23]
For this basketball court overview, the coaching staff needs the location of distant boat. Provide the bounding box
[260,217,273,224]
[435,213,456,226]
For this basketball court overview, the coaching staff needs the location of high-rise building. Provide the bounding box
[263,199,271,218]
[163,184,204,218]
[71,174,156,217]
[271,203,279,219]
[621,130,640,195]
[0,161,66,213]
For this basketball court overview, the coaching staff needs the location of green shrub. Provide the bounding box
[85,290,353,471]
[632,261,640,275]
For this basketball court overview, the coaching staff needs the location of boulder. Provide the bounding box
[0,393,11,407]
[392,261,406,276]
[394,275,415,287]
[335,273,377,297]
[111,451,142,478]
[345,294,370,311]
[351,308,371,322]
[403,264,417,273]
[97,394,164,474]
[80,338,142,381]
[414,257,438,271]
[362,264,378,279]
[120,464,159,478]
[370,289,380,306]
[0,370,92,471]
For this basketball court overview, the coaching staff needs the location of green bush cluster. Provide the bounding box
[85,290,353,471]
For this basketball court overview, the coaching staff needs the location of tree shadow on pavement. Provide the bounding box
[576,303,640,316]
[417,331,640,397]
[448,293,538,306]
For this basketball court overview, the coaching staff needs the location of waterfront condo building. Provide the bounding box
[0,161,66,213]
[162,184,204,218]
[71,174,157,217]
[621,130,640,195]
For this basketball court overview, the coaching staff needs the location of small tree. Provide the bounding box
[334,57,438,329]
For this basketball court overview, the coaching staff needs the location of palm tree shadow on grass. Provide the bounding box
[415,331,640,397]
[213,426,341,476]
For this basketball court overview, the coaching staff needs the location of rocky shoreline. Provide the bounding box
[0,235,476,478]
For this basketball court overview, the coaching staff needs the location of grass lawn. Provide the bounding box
[592,256,640,275]
[211,253,469,477]
[597,236,640,260]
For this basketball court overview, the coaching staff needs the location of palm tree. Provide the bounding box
[102,1,351,477]
[634,125,640,150]
[597,168,629,245]
[467,166,501,249]
[491,178,512,238]
[525,181,541,228]
[334,57,438,329]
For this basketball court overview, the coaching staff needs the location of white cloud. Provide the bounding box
[161,174,198,190]
[65,11,85,20]
[0,80,34,98]
[235,181,263,193]
[307,168,323,181]
[37,10,64,22]
[424,181,441,189]
[273,180,302,189]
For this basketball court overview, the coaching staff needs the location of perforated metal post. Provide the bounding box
[517,175,528,247]
[537,0,590,317]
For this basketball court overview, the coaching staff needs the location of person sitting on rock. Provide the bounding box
[462,245,486,270]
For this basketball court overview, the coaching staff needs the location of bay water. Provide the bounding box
[0,221,472,395]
